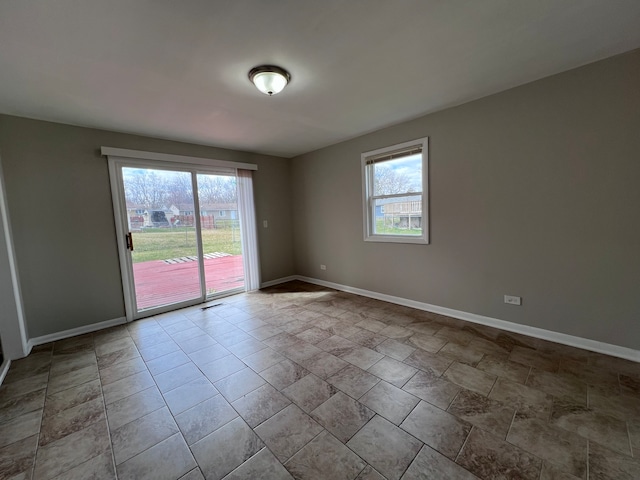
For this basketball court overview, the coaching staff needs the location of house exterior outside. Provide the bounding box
[375,197,422,229]
[170,203,238,229]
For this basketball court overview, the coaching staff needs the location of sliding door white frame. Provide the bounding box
[104,148,259,321]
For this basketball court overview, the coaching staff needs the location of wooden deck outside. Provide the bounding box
[132,255,244,310]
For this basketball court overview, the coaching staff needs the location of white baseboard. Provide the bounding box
[0,359,10,385]
[296,275,640,363]
[261,275,299,288]
[28,317,127,350]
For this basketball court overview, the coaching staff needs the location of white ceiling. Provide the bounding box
[1,1,639,158]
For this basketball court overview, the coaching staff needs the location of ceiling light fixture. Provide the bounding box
[248,65,291,96]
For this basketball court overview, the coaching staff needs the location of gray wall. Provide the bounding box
[0,116,294,337]
[291,49,640,350]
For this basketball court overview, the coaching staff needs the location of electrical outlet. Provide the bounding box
[263,220,268,228]
[504,295,522,306]
[320,264,326,270]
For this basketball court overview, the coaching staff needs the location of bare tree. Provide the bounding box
[374,165,415,195]
[123,169,169,209]
[165,174,193,206]
[197,175,237,204]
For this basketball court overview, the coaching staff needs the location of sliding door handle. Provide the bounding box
[125,233,134,251]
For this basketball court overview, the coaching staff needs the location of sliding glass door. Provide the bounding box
[196,173,244,297]
[110,161,247,319]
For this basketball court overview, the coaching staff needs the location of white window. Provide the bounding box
[362,137,428,244]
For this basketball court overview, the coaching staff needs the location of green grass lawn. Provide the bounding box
[131,227,242,263]
[375,219,422,235]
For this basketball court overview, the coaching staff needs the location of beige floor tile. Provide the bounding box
[489,377,553,421]
[254,404,323,462]
[191,417,263,480]
[475,354,530,384]
[178,468,205,480]
[438,342,485,366]
[96,345,140,370]
[49,351,97,378]
[175,334,218,355]
[34,420,111,480]
[347,415,422,480]
[400,401,471,460]
[457,427,541,479]
[106,386,166,431]
[360,381,420,425]
[549,400,631,455]
[49,450,115,480]
[403,370,461,410]
[259,359,309,390]
[117,433,196,480]
[374,338,415,361]
[199,354,246,383]
[282,374,338,413]
[226,338,268,358]
[368,356,417,388]
[347,329,387,349]
[311,392,375,442]
[589,441,640,480]
[111,406,179,465]
[214,367,265,402]
[187,344,229,368]
[300,351,349,379]
[98,356,147,386]
[0,434,38,480]
[39,396,104,446]
[340,345,385,370]
[154,363,204,393]
[326,364,380,399]
[403,349,452,375]
[0,408,42,449]
[175,394,238,445]
[137,340,181,362]
[509,346,560,373]
[0,388,46,423]
[242,348,285,372]
[447,389,515,439]
[296,326,334,344]
[163,376,218,416]
[507,413,587,478]
[232,383,291,428]
[102,370,155,404]
[0,373,49,402]
[279,341,323,363]
[356,465,386,480]
[402,445,477,480]
[526,369,588,405]
[285,431,366,480]
[406,333,446,351]
[225,448,293,480]
[442,362,496,396]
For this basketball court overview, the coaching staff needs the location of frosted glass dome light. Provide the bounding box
[249,65,291,96]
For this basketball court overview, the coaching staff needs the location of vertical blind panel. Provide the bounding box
[237,169,261,291]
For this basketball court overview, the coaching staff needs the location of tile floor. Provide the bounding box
[1,280,639,480]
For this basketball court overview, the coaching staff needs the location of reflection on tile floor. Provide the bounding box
[1,280,640,479]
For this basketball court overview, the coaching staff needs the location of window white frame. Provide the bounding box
[362,137,429,244]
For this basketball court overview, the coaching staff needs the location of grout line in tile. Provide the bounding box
[586,439,590,480]
[504,408,519,443]
[453,425,474,464]
[96,356,119,480]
